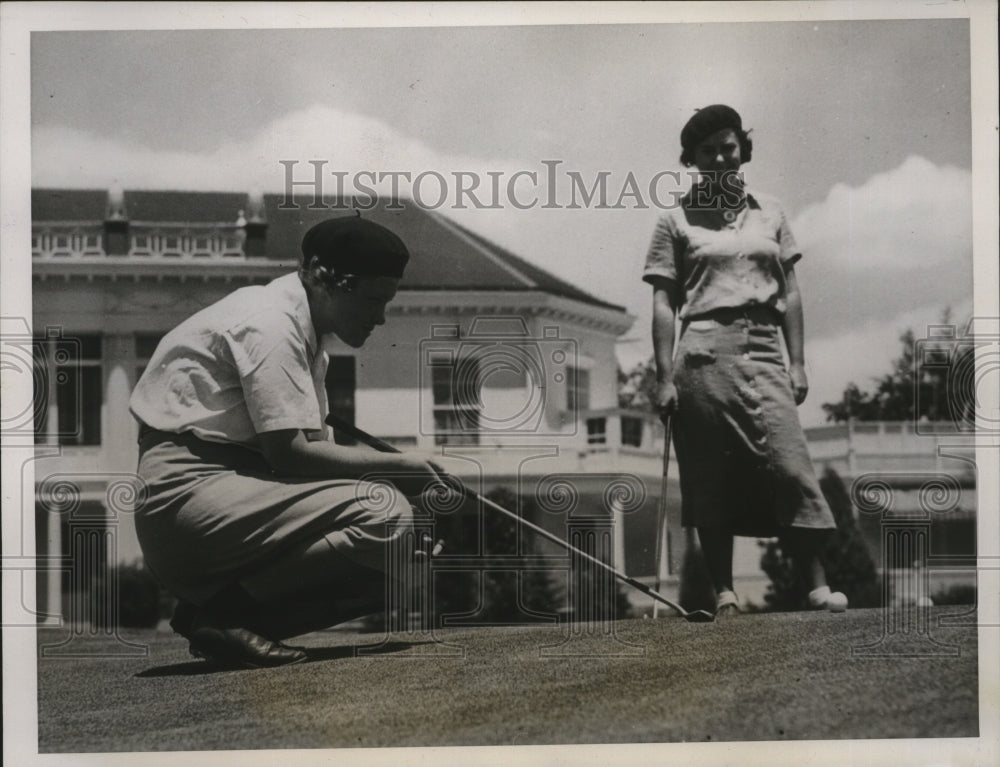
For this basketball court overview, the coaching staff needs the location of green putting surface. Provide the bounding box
[36,607,977,752]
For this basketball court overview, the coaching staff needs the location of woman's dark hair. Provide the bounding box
[679,104,753,167]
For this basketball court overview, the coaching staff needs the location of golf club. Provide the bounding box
[325,413,715,623]
[652,417,672,619]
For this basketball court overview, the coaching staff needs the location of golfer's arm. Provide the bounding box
[651,278,681,381]
[258,428,401,478]
[781,267,805,366]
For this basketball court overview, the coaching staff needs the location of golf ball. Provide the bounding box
[827,592,848,612]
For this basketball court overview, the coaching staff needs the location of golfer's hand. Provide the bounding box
[789,363,809,405]
[654,380,679,423]
[392,454,456,498]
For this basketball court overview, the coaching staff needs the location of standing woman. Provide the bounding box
[643,105,846,616]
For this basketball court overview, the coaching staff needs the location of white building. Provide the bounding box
[29,187,976,622]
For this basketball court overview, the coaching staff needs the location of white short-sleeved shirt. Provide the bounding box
[642,190,802,320]
[130,272,329,449]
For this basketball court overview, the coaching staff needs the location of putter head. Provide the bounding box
[684,609,716,623]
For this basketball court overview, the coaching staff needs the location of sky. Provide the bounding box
[27,13,979,426]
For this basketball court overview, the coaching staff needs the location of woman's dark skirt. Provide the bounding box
[672,306,835,536]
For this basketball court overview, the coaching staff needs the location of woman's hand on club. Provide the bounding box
[654,380,679,423]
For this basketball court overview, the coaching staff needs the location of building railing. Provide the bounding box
[32,223,249,260]
[32,225,105,258]
[560,413,977,474]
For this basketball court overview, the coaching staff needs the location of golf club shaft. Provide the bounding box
[653,417,672,618]
[325,413,692,617]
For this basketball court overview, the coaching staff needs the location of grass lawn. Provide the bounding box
[36,606,977,752]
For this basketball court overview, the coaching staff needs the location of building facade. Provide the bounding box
[29,188,977,622]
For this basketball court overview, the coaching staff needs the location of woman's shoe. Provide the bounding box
[808,586,849,612]
[715,590,741,618]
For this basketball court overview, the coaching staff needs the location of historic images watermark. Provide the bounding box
[1,318,81,445]
[2,320,150,656]
[913,317,1000,435]
[850,471,966,658]
[277,160,746,211]
[358,461,649,659]
[343,313,656,656]
[418,317,578,440]
[34,471,150,658]
[848,318,998,657]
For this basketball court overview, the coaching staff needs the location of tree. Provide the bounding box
[821,309,974,424]
[363,488,563,631]
[819,382,878,423]
[476,487,561,623]
[618,357,658,410]
[484,487,632,623]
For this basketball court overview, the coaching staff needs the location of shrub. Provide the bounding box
[816,468,881,608]
[90,561,166,629]
[361,487,564,631]
[362,485,631,629]
[931,583,976,606]
[759,467,880,611]
[758,538,802,611]
[478,487,567,623]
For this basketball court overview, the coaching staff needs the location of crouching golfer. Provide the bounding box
[130,216,446,668]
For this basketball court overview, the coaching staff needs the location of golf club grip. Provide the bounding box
[325,414,402,454]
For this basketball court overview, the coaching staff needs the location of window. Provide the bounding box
[325,356,356,445]
[36,501,111,624]
[431,357,481,445]
[33,333,102,446]
[566,366,590,412]
[621,416,643,448]
[586,417,607,445]
[135,333,164,379]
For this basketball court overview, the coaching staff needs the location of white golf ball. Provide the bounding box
[827,592,848,612]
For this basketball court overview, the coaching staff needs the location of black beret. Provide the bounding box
[680,104,744,155]
[301,215,410,278]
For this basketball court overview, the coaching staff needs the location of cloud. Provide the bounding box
[32,103,531,197]
[791,156,973,339]
[794,155,972,271]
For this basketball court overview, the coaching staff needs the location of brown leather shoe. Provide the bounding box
[188,622,308,669]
